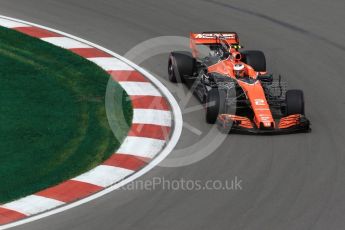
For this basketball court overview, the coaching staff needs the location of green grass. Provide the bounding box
[0,26,132,203]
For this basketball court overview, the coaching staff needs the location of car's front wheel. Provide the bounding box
[206,88,225,124]
[285,89,305,115]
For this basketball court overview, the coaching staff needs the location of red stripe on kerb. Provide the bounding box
[14,27,62,38]
[36,180,103,203]
[69,48,113,58]
[109,70,148,82]
[129,124,170,140]
[103,154,148,171]
[130,95,170,110]
[0,208,26,225]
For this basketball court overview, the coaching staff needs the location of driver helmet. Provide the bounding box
[234,63,245,77]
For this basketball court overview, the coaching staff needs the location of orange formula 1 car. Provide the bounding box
[168,32,310,134]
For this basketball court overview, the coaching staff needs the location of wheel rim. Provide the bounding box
[168,59,174,79]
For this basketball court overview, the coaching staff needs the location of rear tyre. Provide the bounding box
[206,88,225,124]
[241,50,266,72]
[285,89,305,115]
[168,51,195,83]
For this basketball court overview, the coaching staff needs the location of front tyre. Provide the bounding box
[206,88,225,124]
[285,89,305,115]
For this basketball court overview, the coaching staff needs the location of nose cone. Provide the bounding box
[237,81,275,129]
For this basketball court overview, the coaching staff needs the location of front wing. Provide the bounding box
[217,114,311,135]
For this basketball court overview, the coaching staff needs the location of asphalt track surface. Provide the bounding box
[1,0,345,229]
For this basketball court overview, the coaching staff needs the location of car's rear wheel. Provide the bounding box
[168,51,195,83]
[241,50,266,72]
[285,89,305,115]
[206,88,225,124]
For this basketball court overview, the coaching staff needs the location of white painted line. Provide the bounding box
[0,15,183,230]
[133,109,172,126]
[116,136,166,158]
[88,57,134,71]
[0,18,29,28]
[41,37,92,49]
[119,82,162,96]
[1,195,65,216]
[72,165,133,187]
[183,122,203,136]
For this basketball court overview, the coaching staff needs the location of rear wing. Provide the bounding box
[190,32,240,57]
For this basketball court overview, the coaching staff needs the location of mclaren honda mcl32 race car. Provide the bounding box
[168,32,310,134]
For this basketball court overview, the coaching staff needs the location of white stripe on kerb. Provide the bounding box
[0,18,29,28]
[72,165,133,187]
[116,136,166,158]
[133,109,172,127]
[41,37,92,49]
[119,82,162,96]
[88,57,134,71]
[1,195,65,216]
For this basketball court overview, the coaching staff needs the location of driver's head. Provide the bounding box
[234,63,245,77]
